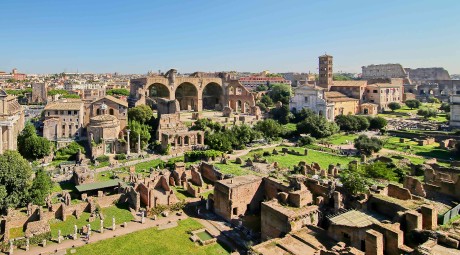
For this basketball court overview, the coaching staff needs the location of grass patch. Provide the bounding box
[52,181,76,193]
[68,218,229,255]
[242,146,358,169]
[322,133,359,145]
[214,163,254,176]
[384,137,453,161]
[49,203,134,238]
[9,227,24,239]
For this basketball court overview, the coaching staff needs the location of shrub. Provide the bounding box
[115,153,126,160]
[298,135,316,146]
[405,99,421,109]
[368,116,387,130]
[417,108,437,119]
[388,102,401,112]
[354,135,383,156]
[184,150,223,162]
[96,155,110,162]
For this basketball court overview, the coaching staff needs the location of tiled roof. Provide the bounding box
[329,210,378,227]
[93,95,128,107]
[44,100,83,110]
[331,80,367,87]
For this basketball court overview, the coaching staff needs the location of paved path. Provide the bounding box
[12,214,187,255]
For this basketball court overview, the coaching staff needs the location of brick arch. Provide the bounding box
[202,82,223,110]
[175,82,198,111]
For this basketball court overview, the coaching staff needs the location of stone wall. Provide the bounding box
[386,184,412,200]
[199,162,224,182]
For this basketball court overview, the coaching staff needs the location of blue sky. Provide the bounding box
[0,0,459,74]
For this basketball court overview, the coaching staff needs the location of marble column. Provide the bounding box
[126,130,131,155]
[137,133,141,153]
[0,126,3,154]
[7,126,12,150]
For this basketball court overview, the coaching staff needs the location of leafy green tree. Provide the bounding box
[128,105,153,124]
[298,135,316,146]
[297,115,339,138]
[191,119,222,134]
[427,97,440,104]
[18,123,51,160]
[268,83,291,105]
[335,115,359,132]
[439,102,450,113]
[107,88,130,96]
[270,105,292,124]
[205,132,233,152]
[0,151,32,212]
[55,141,85,160]
[254,119,283,141]
[405,99,421,109]
[48,89,69,96]
[231,124,261,149]
[417,108,437,119]
[255,84,268,91]
[61,94,80,99]
[363,161,398,181]
[369,116,387,130]
[340,170,368,195]
[260,94,274,107]
[354,135,383,156]
[29,169,52,206]
[292,108,315,123]
[128,120,151,149]
[388,102,401,112]
[333,74,353,81]
[355,116,370,131]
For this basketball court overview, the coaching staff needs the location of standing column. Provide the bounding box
[126,130,131,155]
[137,133,141,153]
[7,126,12,150]
[0,126,3,154]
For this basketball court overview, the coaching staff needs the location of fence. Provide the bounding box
[439,203,460,225]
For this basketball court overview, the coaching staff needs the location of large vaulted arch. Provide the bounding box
[202,82,223,110]
[175,82,198,111]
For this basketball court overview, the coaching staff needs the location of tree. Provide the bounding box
[388,102,401,112]
[439,102,450,113]
[254,119,283,141]
[405,99,421,109]
[270,105,292,124]
[369,116,387,130]
[355,116,370,131]
[29,169,52,206]
[260,94,274,107]
[255,84,268,91]
[292,108,315,123]
[297,115,339,138]
[18,123,51,160]
[128,120,151,149]
[354,135,383,156]
[128,105,153,124]
[417,108,437,119]
[335,115,359,132]
[107,88,130,96]
[231,124,261,149]
[363,161,398,181]
[340,170,368,195]
[268,83,291,105]
[427,97,440,104]
[0,151,32,212]
[205,132,233,152]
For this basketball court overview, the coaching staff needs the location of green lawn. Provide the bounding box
[135,159,164,172]
[384,137,453,161]
[49,203,134,238]
[242,146,358,169]
[9,227,24,239]
[322,133,359,145]
[68,218,229,255]
[52,181,76,193]
[213,163,255,176]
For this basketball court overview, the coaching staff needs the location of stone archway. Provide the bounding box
[147,83,170,109]
[202,83,223,110]
[175,82,198,111]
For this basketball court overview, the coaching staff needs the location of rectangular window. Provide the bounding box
[373,90,378,93]
[68,110,71,115]
[304,97,309,103]
[74,110,78,115]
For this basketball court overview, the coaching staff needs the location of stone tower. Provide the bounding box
[318,54,333,89]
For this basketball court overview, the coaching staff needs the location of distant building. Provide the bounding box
[289,84,333,120]
[30,83,48,104]
[0,68,27,81]
[238,76,291,91]
[362,64,408,80]
[43,99,84,143]
[0,90,24,153]
[450,95,460,128]
[318,55,333,89]
[406,67,450,85]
